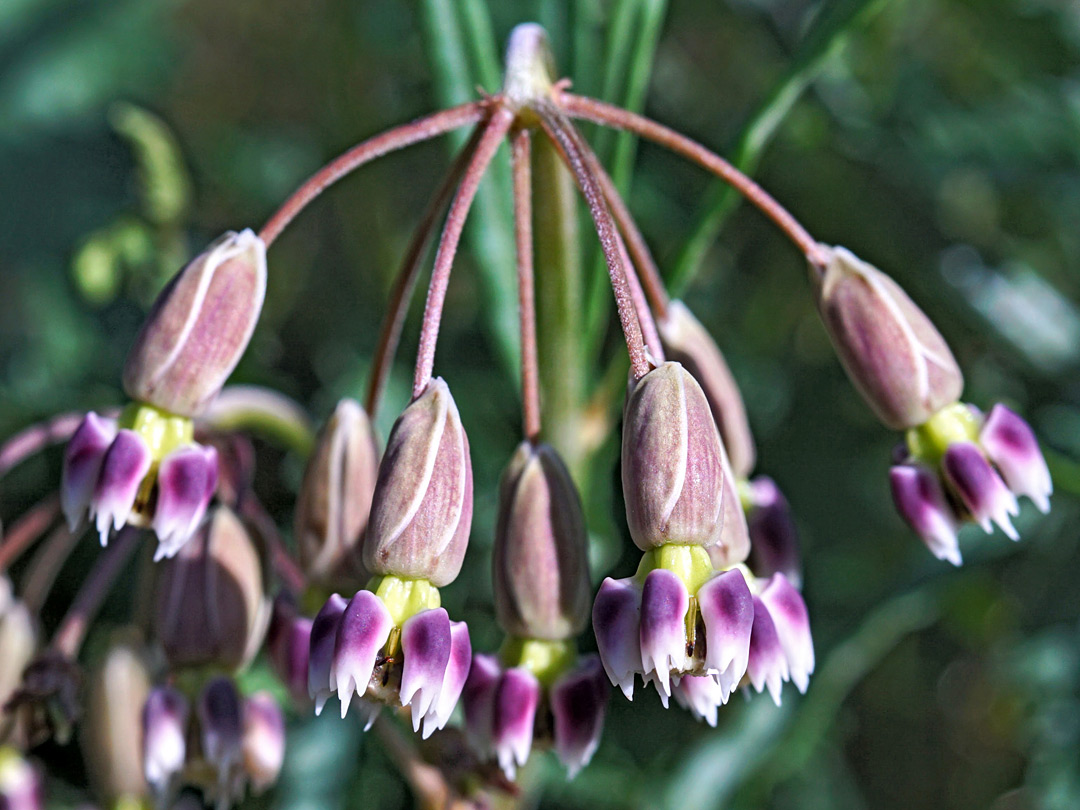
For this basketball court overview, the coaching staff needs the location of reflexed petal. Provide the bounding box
[696,568,753,698]
[759,574,814,694]
[747,596,788,705]
[942,442,1019,539]
[672,675,725,727]
[889,464,962,565]
[639,569,690,700]
[746,477,802,588]
[492,667,540,780]
[268,608,312,705]
[421,619,471,738]
[980,404,1052,514]
[242,692,285,793]
[153,444,219,560]
[333,590,393,718]
[462,654,502,753]
[198,677,244,800]
[399,608,452,733]
[308,594,347,715]
[551,655,609,778]
[91,429,151,545]
[61,412,116,531]
[592,577,643,700]
[142,686,188,795]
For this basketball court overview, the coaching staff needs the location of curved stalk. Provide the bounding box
[0,494,60,573]
[259,101,490,248]
[534,100,650,380]
[559,93,829,267]
[0,413,85,478]
[412,106,516,399]
[364,124,487,419]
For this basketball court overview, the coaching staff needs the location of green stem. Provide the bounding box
[532,135,587,480]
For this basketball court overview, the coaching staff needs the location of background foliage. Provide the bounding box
[2,0,1080,808]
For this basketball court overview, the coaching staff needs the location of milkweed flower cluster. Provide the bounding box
[0,19,1053,810]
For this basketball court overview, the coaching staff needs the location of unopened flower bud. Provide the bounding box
[123,230,267,417]
[0,579,37,721]
[266,596,312,705]
[295,399,379,588]
[621,362,725,550]
[83,640,151,803]
[710,444,750,567]
[153,507,270,672]
[493,442,590,640]
[811,245,963,430]
[658,300,756,477]
[141,686,188,798]
[241,692,285,793]
[364,378,473,587]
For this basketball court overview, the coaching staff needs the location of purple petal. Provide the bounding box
[747,596,788,705]
[308,594,347,715]
[332,590,393,719]
[492,667,540,779]
[890,464,962,565]
[422,619,471,738]
[550,654,609,778]
[696,568,753,699]
[943,442,1019,539]
[90,429,151,545]
[61,412,116,531]
[759,574,814,694]
[746,477,803,588]
[268,605,312,705]
[672,674,726,727]
[399,607,452,732]
[242,692,285,792]
[592,577,643,700]
[980,404,1052,514]
[198,677,244,800]
[639,568,690,700]
[462,653,502,754]
[142,686,189,795]
[152,444,219,560]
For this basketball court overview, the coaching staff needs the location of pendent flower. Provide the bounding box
[306,379,473,737]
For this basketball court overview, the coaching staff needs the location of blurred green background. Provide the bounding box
[2,0,1080,808]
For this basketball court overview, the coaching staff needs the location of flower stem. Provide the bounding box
[0,413,85,478]
[534,100,650,381]
[52,526,140,658]
[585,143,670,319]
[0,493,60,573]
[20,522,82,614]
[412,105,516,399]
[364,124,486,419]
[559,93,829,267]
[512,128,542,442]
[239,495,307,596]
[259,101,490,248]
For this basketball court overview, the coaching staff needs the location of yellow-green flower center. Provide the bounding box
[500,637,577,687]
[368,575,441,627]
[636,543,714,595]
[905,402,980,467]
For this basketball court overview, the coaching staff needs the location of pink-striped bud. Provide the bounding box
[123,230,267,417]
[493,442,590,639]
[153,507,270,672]
[363,379,473,587]
[811,245,963,430]
[657,300,756,477]
[295,399,379,588]
[621,362,725,550]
